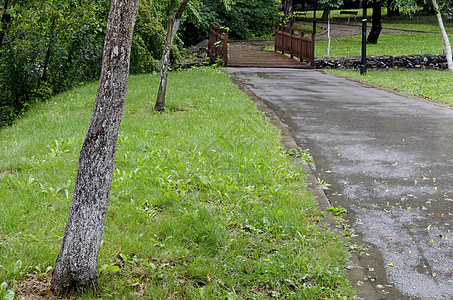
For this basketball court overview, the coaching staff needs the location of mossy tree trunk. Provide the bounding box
[50,0,140,295]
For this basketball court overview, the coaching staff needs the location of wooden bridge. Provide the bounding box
[208,24,314,69]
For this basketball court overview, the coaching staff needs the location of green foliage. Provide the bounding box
[0,70,355,298]
[286,147,313,164]
[318,0,343,10]
[382,13,453,31]
[326,206,348,217]
[0,0,169,127]
[0,0,110,127]
[0,282,15,300]
[180,0,280,45]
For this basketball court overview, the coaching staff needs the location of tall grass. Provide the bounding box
[0,69,355,298]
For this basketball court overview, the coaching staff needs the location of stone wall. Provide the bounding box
[315,54,450,70]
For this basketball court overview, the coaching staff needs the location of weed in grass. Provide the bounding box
[0,282,15,300]
[1,69,355,298]
[317,178,332,190]
[326,206,348,217]
[286,147,313,164]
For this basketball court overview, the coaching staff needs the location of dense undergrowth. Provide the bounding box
[0,69,355,299]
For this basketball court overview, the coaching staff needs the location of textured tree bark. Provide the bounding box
[154,0,189,112]
[50,0,140,295]
[367,0,382,44]
[432,0,453,71]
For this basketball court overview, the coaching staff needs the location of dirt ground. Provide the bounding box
[311,22,431,41]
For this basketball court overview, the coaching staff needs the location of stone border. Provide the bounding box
[316,54,451,70]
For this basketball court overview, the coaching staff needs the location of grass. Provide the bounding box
[0,68,355,298]
[315,32,450,57]
[382,14,453,32]
[327,69,453,106]
[265,32,449,57]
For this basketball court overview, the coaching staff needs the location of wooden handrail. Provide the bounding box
[208,23,228,66]
[274,24,315,67]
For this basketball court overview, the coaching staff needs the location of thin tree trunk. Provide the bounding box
[41,17,56,83]
[327,16,331,56]
[432,0,453,71]
[154,0,189,111]
[321,9,330,22]
[367,0,382,44]
[50,0,140,295]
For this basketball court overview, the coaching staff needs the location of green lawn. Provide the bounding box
[328,69,453,106]
[315,33,450,57]
[0,69,355,299]
[382,14,453,32]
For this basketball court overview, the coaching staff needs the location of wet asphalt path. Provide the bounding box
[229,68,453,299]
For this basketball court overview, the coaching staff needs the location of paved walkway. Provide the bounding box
[229,68,453,299]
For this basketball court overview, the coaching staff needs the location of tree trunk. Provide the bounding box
[387,1,400,17]
[432,0,453,71]
[367,0,382,44]
[283,0,294,27]
[327,16,331,56]
[154,0,189,111]
[41,17,56,83]
[50,0,140,295]
[321,9,330,22]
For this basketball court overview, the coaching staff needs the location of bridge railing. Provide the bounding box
[208,23,228,66]
[275,24,315,67]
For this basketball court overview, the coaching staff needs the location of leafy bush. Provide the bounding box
[180,0,280,45]
[0,0,169,127]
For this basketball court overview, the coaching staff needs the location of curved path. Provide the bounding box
[229,67,453,299]
[312,22,434,41]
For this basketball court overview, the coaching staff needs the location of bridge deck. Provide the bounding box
[227,40,312,69]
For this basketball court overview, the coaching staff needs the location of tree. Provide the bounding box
[367,0,383,44]
[154,0,189,112]
[431,0,453,70]
[50,0,140,294]
[0,0,17,50]
[318,0,343,56]
[283,0,294,27]
[386,0,400,17]
[394,0,452,71]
